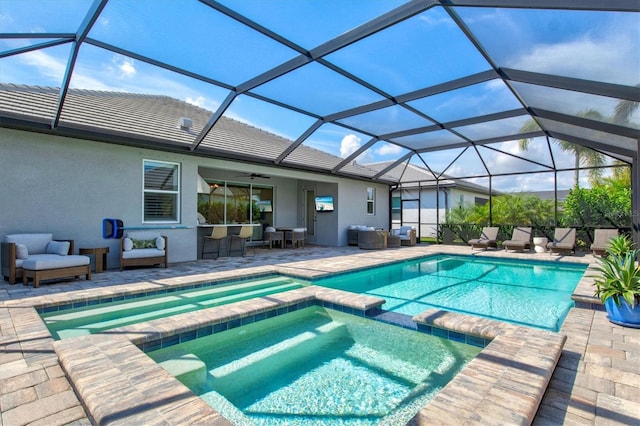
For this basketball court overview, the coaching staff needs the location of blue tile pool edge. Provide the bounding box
[137,298,491,353]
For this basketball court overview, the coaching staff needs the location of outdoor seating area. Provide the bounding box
[120,231,168,270]
[1,233,91,288]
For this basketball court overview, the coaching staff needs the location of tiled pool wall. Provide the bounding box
[137,298,490,354]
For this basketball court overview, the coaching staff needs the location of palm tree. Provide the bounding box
[518,109,606,187]
[613,84,639,126]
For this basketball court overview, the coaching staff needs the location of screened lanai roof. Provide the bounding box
[0,0,638,187]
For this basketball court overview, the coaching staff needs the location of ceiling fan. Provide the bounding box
[236,173,270,179]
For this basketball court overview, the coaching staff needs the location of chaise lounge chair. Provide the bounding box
[502,227,532,252]
[469,227,499,251]
[547,228,576,255]
[1,233,91,288]
[590,229,618,256]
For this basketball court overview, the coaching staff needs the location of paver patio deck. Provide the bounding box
[1,244,638,425]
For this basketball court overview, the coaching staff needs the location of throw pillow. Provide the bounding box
[131,239,156,249]
[155,236,165,250]
[46,240,70,256]
[123,238,133,251]
[16,243,29,259]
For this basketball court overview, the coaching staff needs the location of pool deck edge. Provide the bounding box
[412,309,566,425]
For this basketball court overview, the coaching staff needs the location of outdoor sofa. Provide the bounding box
[1,233,91,288]
[120,231,168,270]
[358,229,387,250]
[391,226,417,246]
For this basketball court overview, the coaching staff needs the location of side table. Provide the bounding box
[533,237,548,253]
[387,234,401,248]
[79,247,110,273]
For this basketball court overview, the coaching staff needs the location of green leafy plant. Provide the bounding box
[607,234,635,257]
[592,235,640,307]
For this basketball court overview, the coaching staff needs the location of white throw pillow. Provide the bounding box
[16,243,29,259]
[155,236,165,250]
[123,237,133,251]
[46,240,70,256]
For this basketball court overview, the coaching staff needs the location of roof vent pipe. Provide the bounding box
[179,117,193,130]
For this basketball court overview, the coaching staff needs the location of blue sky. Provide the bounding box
[1,1,637,191]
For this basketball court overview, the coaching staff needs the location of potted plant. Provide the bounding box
[592,235,640,328]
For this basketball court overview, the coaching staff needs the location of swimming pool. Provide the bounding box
[314,254,586,331]
[147,305,481,426]
[40,275,305,339]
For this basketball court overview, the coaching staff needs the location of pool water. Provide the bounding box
[40,276,305,339]
[315,255,586,331]
[147,306,480,425]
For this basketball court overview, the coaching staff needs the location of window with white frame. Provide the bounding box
[366,187,375,215]
[143,160,180,223]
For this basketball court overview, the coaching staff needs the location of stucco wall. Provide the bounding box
[338,181,389,245]
[1,128,390,268]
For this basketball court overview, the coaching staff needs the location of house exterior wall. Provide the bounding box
[393,186,490,239]
[338,182,389,246]
[0,128,389,269]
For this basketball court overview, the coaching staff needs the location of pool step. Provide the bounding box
[46,277,303,339]
[156,350,207,387]
[48,276,297,321]
[208,321,349,402]
[78,282,302,330]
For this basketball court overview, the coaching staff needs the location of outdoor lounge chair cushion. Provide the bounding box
[15,244,29,259]
[503,227,532,251]
[122,248,166,259]
[547,228,576,253]
[22,254,89,270]
[46,240,71,256]
[590,229,618,255]
[5,233,53,255]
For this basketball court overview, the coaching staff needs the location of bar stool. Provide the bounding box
[230,225,254,256]
[202,226,228,259]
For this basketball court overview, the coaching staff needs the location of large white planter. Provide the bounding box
[533,237,548,253]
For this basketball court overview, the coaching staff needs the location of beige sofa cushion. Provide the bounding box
[22,254,89,271]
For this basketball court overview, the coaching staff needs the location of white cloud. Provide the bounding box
[116,58,136,78]
[19,50,67,82]
[376,143,403,156]
[511,25,639,85]
[340,134,361,158]
[185,96,205,108]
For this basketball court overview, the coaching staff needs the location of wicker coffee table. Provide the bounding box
[387,234,401,248]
